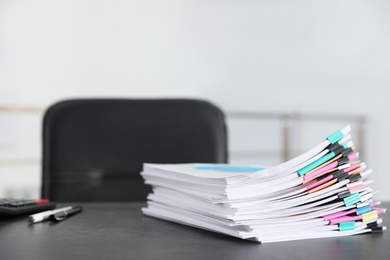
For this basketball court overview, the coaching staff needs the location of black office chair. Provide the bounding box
[41,99,228,202]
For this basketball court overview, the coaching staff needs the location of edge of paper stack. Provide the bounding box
[141,125,387,243]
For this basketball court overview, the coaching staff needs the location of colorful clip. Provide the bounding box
[339,221,355,231]
[323,208,355,221]
[356,205,372,215]
[304,161,337,181]
[298,152,336,176]
[306,175,333,191]
[344,164,361,173]
[362,210,378,222]
[348,152,359,161]
[327,130,344,144]
[347,180,364,192]
[344,193,361,206]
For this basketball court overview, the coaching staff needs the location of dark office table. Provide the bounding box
[0,202,389,260]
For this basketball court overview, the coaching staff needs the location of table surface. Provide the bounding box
[0,202,389,260]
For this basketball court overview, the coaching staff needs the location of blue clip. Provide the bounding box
[356,204,372,215]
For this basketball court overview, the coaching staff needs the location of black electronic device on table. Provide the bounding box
[0,198,56,216]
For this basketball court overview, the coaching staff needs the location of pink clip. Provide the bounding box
[347,180,364,192]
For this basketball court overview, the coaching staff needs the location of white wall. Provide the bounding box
[0,0,389,200]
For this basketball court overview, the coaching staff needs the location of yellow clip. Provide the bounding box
[362,210,378,222]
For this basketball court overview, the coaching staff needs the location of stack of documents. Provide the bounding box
[141,125,386,243]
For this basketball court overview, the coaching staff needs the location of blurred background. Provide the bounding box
[0,0,389,200]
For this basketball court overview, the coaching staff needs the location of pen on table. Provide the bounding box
[49,206,83,222]
[28,206,73,224]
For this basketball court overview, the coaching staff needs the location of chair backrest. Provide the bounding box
[41,99,228,202]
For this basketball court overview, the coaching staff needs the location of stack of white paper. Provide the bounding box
[141,125,386,243]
